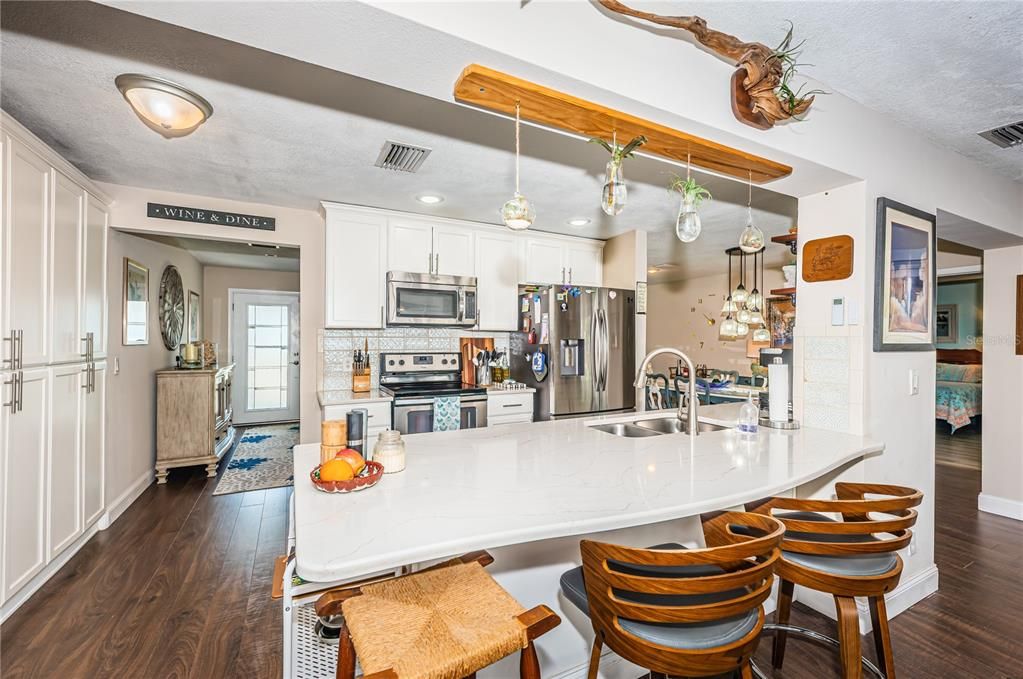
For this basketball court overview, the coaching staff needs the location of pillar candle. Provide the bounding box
[321,420,347,447]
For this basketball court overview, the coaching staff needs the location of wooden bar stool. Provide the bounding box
[315,550,560,679]
[748,483,922,679]
[559,511,785,679]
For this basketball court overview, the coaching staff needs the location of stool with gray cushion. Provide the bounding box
[748,483,922,679]
[560,511,785,679]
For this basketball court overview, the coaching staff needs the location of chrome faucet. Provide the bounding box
[634,348,700,436]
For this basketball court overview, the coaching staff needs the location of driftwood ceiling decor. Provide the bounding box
[453,64,792,182]
[597,0,818,130]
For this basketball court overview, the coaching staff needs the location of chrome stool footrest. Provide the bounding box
[750,623,885,679]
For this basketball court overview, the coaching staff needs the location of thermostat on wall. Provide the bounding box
[831,297,845,326]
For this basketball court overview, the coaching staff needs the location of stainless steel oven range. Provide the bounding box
[378,352,487,434]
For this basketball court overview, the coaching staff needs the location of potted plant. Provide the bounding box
[589,133,646,215]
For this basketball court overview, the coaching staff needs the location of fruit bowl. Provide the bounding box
[310,460,384,493]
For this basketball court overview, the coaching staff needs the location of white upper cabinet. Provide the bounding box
[521,237,565,284]
[475,231,518,331]
[324,206,388,328]
[564,242,603,287]
[82,196,108,358]
[323,204,605,329]
[432,225,475,277]
[50,171,83,365]
[4,138,51,368]
[387,218,434,274]
[388,220,476,277]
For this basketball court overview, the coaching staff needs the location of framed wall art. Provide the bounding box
[188,290,201,342]
[122,258,149,345]
[936,304,958,344]
[873,198,936,352]
[767,298,795,350]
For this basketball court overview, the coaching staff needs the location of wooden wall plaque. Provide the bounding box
[801,235,854,283]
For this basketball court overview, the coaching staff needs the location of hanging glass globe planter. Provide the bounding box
[738,171,765,253]
[675,195,702,243]
[601,159,626,216]
[501,193,535,231]
[501,101,535,231]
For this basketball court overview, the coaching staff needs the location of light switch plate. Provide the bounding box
[908,369,919,395]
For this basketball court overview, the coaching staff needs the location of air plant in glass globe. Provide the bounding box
[670,154,711,243]
[501,102,535,231]
[589,132,646,216]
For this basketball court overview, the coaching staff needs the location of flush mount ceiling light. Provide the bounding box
[115,73,213,138]
[567,217,591,227]
[415,193,445,205]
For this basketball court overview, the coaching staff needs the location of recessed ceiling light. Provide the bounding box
[567,217,591,227]
[415,193,444,205]
[647,267,659,274]
[115,73,213,138]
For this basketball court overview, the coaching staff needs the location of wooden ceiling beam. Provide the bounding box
[453,64,792,183]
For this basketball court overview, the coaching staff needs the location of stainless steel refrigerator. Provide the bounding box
[510,285,635,420]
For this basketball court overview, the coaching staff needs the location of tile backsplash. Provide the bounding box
[318,327,510,391]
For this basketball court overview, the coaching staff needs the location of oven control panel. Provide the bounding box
[380,352,460,373]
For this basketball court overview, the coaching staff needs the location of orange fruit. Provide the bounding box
[319,458,355,482]
[335,449,366,475]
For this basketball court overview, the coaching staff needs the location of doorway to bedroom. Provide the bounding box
[934,238,983,472]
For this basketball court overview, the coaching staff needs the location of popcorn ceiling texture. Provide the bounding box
[319,328,510,391]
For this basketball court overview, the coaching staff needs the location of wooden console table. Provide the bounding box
[155,364,235,483]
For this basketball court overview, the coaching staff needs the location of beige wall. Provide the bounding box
[602,231,647,405]
[979,245,1023,519]
[98,182,324,448]
[201,266,300,359]
[646,267,785,377]
[105,230,203,506]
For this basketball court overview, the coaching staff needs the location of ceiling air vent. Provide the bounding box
[374,140,432,172]
[978,120,1023,149]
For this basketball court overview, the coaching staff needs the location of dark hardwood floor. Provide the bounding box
[3,427,1019,678]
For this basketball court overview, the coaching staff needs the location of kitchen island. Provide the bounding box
[284,404,883,678]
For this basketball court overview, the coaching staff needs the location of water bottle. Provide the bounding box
[737,390,759,435]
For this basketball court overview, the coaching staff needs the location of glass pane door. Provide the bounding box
[231,291,300,425]
[247,304,289,411]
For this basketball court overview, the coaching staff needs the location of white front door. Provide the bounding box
[230,291,300,425]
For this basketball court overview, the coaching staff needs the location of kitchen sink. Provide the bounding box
[633,418,729,435]
[589,422,663,438]
[591,416,730,437]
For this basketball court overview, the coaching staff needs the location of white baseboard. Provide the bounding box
[98,470,153,530]
[1,523,100,623]
[795,564,940,635]
[978,493,1023,521]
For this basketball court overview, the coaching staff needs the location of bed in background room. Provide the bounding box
[936,349,982,433]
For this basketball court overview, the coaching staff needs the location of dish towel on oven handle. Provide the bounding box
[433,395,461,432]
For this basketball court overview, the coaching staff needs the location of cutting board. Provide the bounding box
[802,235,854,282]
[459,336,494,385]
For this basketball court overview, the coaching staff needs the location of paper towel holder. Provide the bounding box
[759,415,800,430]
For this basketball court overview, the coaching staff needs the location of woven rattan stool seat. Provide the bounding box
[341,561,528,679]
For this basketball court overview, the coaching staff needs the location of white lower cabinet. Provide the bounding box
[2,368,49,603]
[321,400,392,443]
[487,391,534,426]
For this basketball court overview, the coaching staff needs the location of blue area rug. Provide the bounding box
[213,423,299,496]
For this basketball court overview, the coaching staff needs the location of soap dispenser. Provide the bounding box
[737,389,759,435]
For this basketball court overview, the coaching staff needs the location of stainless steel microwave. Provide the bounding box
[386,271,478,327]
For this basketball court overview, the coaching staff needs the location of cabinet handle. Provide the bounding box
[434,253,440,274]
[569,268,573,284]
[3,373,15,414]
[561,267,566,284]
[17,330,23,370]
[380,305,385,328]
[2,330,14,368]
[17,370,23,412]
[81,335,91,360]
[501,403,522,408]
[428,251,433,274]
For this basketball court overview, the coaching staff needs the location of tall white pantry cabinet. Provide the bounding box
[0,111,108,620]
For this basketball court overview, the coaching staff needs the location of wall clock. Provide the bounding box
[158,265,185,350]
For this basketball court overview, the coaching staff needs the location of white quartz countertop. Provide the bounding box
[293,404,882,583]
[317,389,392,406]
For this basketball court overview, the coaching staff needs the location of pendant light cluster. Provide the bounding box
[720,246,768,341]
[501,101,536,231]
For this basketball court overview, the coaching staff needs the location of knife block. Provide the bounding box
[352,368,371,393]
